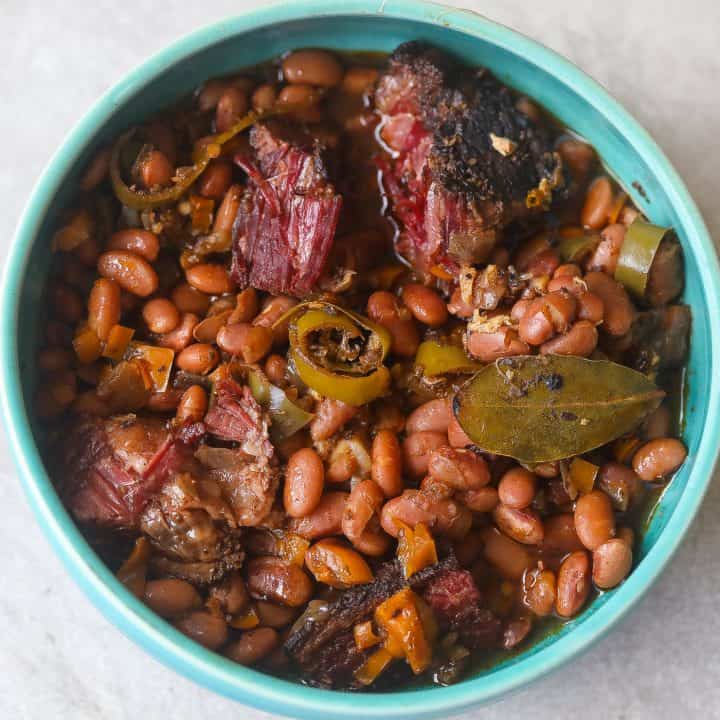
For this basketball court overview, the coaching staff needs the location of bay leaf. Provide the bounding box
[453,355,664,463]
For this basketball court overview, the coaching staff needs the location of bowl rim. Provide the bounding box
[3,1,720,717]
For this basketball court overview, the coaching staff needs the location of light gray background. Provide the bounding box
[1,1,718,718]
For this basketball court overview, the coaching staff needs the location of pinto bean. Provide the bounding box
[230,288,259,324]
[526,248,560,277]
[584,271,635,336]
[467,325,530,362]
[216,322,272,363]
[592,539,633,589]
[541,513,584,554]
[156,313,199,351]
[192,311,230,344]
[107,229,160,262]
[38,347,73,373]
[540,320,598,357]
[381,489,471,540]
[142,298,180,334]
[176,385,208,424]
[277,85,322,122]
[371,430,403,498]
[176,343,219,374]
[498,467,537,509]
[175,611,228,650]
[50,282,84,323]
[597,461,641,512]
[225,627,279,666]
[171,283,211,315]
[255,601,298,628]
[519,291,577,345]
[586,223,626,274]
[87,278,121,341]
[284,448,325,518]
[342,480,390,556]
[522,566,556,617]
[197,159,233,199]
[553,263,582,279]
[576,291,604,324]
[213,184,243,236]
[253,295,298,346]
[557,138,595,178]
[406,399,452,435]
[401,283,448,327]
[403,431,448,478]
[481,526,533,580]
[208,572,250,615]
[459,486,499,513]
[140,150,173,188]
[185,263,235,295]
[215,86,248,133]
[310,398,358,441]
[252,83,278,111]
[97,251,159,297]
[342,67,379,94]
[143,578,202,618]
[427,447,490,490]
[493,504,544,545]
[246,557,313,607]
[556,551,591,617]
[447,415,473,448]
[287,492,348,540]
[366,291,419,358]
[632,438,687,481]
[264,354,288,386]
[574,490,615,550]
[581,176,613,229]
[282,49,343,87]
[515,234,551,272]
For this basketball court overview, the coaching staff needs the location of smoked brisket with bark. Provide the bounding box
[231,122,342,297]
[284,555,500,688]
[375,41,563,275]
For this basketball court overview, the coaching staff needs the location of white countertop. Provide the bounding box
[1,1,719,718]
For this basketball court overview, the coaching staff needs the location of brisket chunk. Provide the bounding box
[231,122,342,297]
[60,415,201,528]
[375,41,563,274]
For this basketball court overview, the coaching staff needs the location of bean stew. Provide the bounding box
[36,42,690,689]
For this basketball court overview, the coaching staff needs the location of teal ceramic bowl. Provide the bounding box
[3,1,719,717]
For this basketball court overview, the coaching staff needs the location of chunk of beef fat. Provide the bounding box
[231,122,342,297]
[203,379,274,460]
[140,471,245,585]
[61,415,202,528]
[375,41,563,276]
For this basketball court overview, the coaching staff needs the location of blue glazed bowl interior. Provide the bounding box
[4,2,719,718]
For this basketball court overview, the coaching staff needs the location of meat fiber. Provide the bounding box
[200,379,279,527]
[61,415,201,528]
[231,122,342,297]
[422,568,502,649]
[204,379,274,460]
[375,41,563,275]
